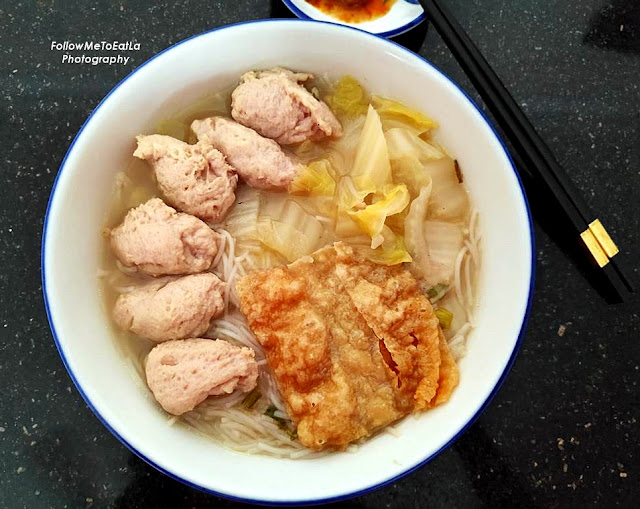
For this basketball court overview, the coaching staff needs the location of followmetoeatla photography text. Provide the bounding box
[51,40,140,65]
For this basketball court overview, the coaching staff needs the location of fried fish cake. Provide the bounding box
[334,243,442,411]
[236,243,449,450]
[430,329,460,407]
[237,247,403,449]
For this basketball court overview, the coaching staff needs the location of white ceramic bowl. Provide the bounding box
[281,0,426,38]
[42,19,534,505]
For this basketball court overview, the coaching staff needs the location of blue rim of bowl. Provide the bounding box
[41,18,535,507]
[281,0,427,38]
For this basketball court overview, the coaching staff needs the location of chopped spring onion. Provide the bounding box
[264,405,298,441]
[435,308,454,330]
[264,405,287,425]
[427,283,449,301]
[241,388,262,409]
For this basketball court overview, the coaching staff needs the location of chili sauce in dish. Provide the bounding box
[304,0,396,23]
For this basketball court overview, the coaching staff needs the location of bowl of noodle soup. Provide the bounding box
[42,19,534,504]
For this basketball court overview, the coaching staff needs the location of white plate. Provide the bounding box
[42,19,534,505]
[282,0,426,38]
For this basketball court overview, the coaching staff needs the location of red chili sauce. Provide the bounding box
[304,0,397,23]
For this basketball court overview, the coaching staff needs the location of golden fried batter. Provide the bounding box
[430,329,460,407]
[236,243,451,450]
[334,243,442,411]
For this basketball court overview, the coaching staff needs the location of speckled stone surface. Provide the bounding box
[0,1,638,507]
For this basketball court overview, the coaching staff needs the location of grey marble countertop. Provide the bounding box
[0,1,638,507]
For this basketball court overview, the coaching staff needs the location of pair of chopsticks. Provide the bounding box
[417,0,633,301]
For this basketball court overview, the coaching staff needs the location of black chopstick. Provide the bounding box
[418,0,633,300]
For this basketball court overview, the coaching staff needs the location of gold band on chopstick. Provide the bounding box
[589,219,619,258]
[580,219,619,268]
[581,229,609,267]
